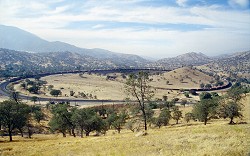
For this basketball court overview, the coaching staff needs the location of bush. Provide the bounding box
[184,92,189,98]
[199,92,212,100]
[149,102,158,109]
[50,89,62,97]
[154,108,171,128]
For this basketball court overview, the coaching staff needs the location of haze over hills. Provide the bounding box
[0,25,150,66]
[0,48,119,76]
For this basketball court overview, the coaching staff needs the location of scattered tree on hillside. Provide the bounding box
[192,98,218,125]
[205,84,212,89]
[31,96,38,104]
[184,112,195,123]
[227,82,248,102]
[33,110,45,124]
[49,104,76,137]
[218,101,243,124]
[0,100,30,141]
[218,83,249,124]
[71,108,106,137]
[125,71,154,131]
[215,81,224,86]
[70,90,75,96]
[28,85,39,94]
[184,92,189,98]
[162,95,168,101]
[30,106,45,124]
[48,85,54,91]
[125,120,139,132]
[200,83,204,88]
[211,92,219,98]
[110,111,128,133]
[10,91,20,104]
[172,106,182,124]
[199,92,212,100]
[164,100,175,110]
[26,80,35,86]
[154,108,171,128]
[20,83,26,89]
[145,106,155,127]
[50,89,62,97]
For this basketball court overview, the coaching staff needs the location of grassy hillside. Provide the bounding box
[0,94,249,156]
[0,121,249,156]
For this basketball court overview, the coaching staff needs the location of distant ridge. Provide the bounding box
[155,52,212,69]
[0,48,116,76]
[0,25,150,67]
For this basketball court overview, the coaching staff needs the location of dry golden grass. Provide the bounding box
[0,94,249,156]
[13,67,215,102]
[149,67,214,89]
[0,122,249,156]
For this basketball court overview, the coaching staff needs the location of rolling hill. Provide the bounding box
[149,67,216,89]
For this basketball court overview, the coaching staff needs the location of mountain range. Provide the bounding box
[0,25,150,67]
[0,24,249,77]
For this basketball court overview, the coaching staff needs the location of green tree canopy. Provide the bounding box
[50,89,62,97]
[154,108,171,128]
[0,100,30,141]
[199,92,212,100]
[71,108,106,137]
[192,98,218,125]
[49,104,75,137]
[218,101,243,124]
[172,106,182,124]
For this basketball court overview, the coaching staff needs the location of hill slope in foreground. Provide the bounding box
[0,95,249,156]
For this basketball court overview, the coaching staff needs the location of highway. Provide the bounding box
[0,79,195,106]
[0,80,125,104]
[0,68,169,104]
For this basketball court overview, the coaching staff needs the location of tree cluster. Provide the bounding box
[0,100,44,141]
[192,83,248,125]
[20,79,47,94]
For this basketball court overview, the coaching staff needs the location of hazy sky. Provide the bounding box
[0,0,249,58]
